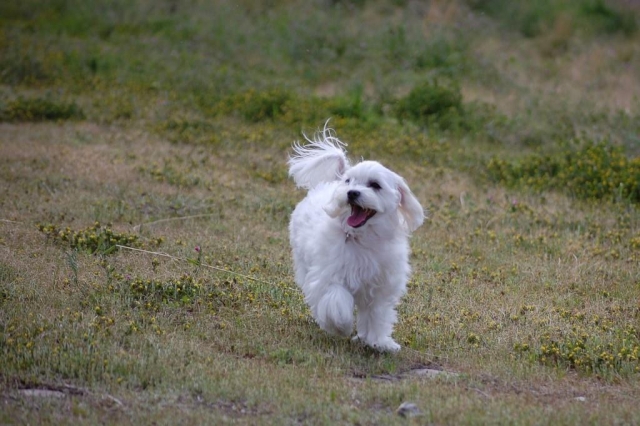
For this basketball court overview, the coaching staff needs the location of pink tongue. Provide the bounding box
[347,206,369,227]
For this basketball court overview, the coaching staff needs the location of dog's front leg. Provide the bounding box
[355,300,401,352]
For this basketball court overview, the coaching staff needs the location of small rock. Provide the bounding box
[396,401,421,418]
[408,368,458,379]
[19,389,66,398]
[575,396,587,402]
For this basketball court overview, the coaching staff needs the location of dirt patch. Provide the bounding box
[351,364,458,382]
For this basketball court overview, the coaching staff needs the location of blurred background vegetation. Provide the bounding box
[2,1,638,196]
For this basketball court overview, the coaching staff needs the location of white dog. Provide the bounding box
[288,125,424,352]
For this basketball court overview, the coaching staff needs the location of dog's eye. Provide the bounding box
[345,178,351,184]
[368,181,381,190]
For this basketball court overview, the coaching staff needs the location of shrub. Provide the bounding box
[487,142,640,203]
[581,0,637,36]
[466,0,556,38]
[467,0,637,38]
[0,55,52,85]
[395,80,464,130]
[0,96,84,122]
[214,89,369,126]
[327,86,367,119]
[218,88,291,122]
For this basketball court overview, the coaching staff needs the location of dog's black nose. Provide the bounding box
[347,190,360,201]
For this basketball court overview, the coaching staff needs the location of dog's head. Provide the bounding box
[323,160,424,233]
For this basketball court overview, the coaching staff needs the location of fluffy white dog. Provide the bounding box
[288,125,424,352]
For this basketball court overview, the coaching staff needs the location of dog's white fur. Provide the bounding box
[288,125,424,352]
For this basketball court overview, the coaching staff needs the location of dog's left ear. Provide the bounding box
[397,179,424,232]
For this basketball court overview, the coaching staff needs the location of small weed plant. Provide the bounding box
[515,310,640,375]
[38,222,163,254]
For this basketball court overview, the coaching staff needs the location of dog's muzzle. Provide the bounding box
[346,191,376,228]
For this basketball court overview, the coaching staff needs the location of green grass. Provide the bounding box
[1,0,640,424]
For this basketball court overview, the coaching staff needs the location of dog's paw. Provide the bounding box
[369,338,401,353]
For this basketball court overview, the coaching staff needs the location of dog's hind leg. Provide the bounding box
[312,285,354,337]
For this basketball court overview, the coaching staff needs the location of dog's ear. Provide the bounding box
[397,179,424,232]
[288,126,350,190]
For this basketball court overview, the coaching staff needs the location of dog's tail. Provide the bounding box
[288,122,350,190]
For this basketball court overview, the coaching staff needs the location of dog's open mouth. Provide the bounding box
[347,203,376,228]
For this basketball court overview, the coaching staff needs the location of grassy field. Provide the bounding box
[1,0,639,424]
